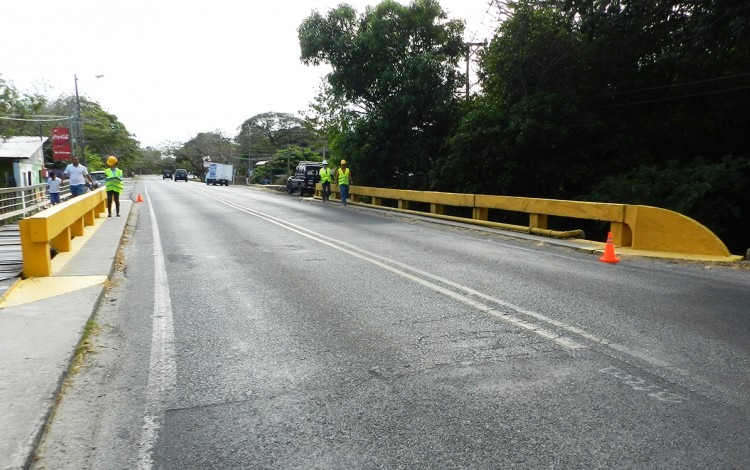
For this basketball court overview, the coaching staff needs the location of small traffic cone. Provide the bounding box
[136,193,143,203]
[599,232,620,263]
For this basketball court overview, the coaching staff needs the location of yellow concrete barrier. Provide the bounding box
[19,188,106,277]
[317,184,738,260]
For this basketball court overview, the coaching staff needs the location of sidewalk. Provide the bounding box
[0,196,134,470]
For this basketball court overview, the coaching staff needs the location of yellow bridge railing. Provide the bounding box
[320,184,738,260]
[19,188,107,277]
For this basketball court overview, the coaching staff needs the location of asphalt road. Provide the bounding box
[32,177,750,469]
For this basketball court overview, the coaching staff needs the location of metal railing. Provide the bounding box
[0,183,74,224]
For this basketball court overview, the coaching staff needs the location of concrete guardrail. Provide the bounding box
[320,184,738,260]
[19,188,107,277]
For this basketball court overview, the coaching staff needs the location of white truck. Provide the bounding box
[205,162,233,186]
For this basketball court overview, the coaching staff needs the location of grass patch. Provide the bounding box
[70,320,100,376]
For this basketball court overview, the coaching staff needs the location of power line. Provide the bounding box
[600,84,750,108]
[599,72,750,98]
[0,115,70,122]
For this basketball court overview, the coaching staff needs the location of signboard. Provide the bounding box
[52,127,72,161]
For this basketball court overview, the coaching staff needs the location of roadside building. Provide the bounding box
[0,136,48,187]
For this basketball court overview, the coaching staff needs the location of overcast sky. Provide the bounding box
[2,0,498,148]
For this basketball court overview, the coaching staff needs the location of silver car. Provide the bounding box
[90,171,106,188]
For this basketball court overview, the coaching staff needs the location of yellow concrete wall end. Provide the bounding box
[626,205,731,256]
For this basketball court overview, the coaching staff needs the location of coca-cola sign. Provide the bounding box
[52,127,71,161]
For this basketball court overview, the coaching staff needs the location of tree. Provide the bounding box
[172,132,239,178]
[434,2,594,197]
[236,112,318,175]
[438,0,750,252]
[299,0,465,188]
[249,146,322,184]
[0,76,48,138]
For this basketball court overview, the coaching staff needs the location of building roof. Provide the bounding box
[0,136,47,160]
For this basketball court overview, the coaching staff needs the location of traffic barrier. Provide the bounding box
[317,184,739,260]
[19,188,106,277]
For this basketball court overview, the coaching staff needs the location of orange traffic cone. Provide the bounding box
[136,193,143,203]
[599,232,620,263]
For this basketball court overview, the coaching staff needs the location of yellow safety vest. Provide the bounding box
[320,167,332,183]
[337,168,350,185]
[105,168,123,192]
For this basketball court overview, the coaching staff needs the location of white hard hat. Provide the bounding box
[322,160,328,165]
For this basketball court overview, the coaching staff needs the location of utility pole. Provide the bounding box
[73,74,84,164]
[464,41,486,99]
[251,133,254,184]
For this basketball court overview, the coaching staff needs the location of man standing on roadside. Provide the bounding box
[63,156,94,198]
[336,159,352,206]
[47,171,61,205]
[319,160,332,202]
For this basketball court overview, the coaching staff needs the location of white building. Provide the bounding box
[0,136,48,187]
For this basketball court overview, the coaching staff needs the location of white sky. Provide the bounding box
[2,0,498,148]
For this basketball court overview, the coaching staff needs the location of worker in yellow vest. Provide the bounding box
[335,159,352,206]
[104,155,124,217]
[319,160,332,202]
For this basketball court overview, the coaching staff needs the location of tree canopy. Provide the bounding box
[299,0,465,188]
[299,0,750,253]
[1,75,142,172]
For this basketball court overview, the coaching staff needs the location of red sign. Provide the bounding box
[52,127,72,161]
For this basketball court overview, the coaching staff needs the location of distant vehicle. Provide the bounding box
[163,169,173,179]
[286,161,322,196]
[205,163,233,186]
[174,169,189,182]
[90,171,106,188]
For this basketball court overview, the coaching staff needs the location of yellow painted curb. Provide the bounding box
[0,277,24,305]
[0,275,107,309]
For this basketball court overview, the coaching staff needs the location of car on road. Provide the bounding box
[90,171,106,189]
[174,169,189,182]
[286,161,322,196]
[163,169,173,179]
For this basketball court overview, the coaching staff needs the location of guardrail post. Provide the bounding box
[19,220,52,277]
[530,213,548,229]
[431,203,445,215]
[398,200,409,210]
[84,209,96,226]
[609,222,632,247]
[473,207,488,221]
[372,197,382,207]
[71,216,85,237]
[51,227,72,253]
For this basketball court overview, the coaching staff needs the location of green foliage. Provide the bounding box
[250,146,322,184]
[172,132,238,177]
[299,0,465,188]
[0,76,48,138]
[78,99,141,169]
[1,78,141,173]
[237,112,318,160]
[433,0,750,251]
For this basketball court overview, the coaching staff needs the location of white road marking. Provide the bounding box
[199,192,588,351]
[137,186,178,470]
